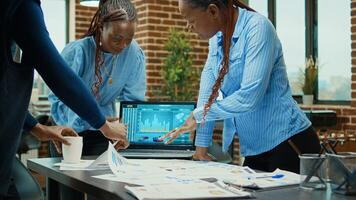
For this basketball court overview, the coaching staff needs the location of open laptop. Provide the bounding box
[119,101,196,159]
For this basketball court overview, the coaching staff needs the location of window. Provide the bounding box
[248,0,351,103]
[33,0,68,98]
[317,0,351,101]
[248,0,268,17]
[41,0,68,52]
[275,0,305,95]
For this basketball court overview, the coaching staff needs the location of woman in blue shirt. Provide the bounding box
[161,0,320,173]
[49,0,146,156]
[48,0,146,199]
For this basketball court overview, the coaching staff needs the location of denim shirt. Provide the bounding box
[48,36,146,133]
[193,8,311,156]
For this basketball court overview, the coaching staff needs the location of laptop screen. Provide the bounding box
[120,101,196,149]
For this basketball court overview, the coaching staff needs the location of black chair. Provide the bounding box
[17,114,51,159]
[12,157,44,200]
[17,133,41,160]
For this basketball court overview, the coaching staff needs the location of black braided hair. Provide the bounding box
[182,0,254,122]
[84,0,137,98]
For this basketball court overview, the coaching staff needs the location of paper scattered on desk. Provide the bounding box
[223,168,300,189]
[93,159,257,186]
[125,179,252,200]
[55,141,298,197]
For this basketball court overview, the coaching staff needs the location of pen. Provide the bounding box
[255,174,284,179]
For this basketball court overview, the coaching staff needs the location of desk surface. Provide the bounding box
[28,158,355,200]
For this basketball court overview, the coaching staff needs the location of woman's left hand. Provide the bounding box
[159,113,197,144]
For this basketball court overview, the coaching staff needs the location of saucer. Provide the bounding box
[61,160,86,164]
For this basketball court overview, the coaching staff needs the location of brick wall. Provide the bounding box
[75,1,97,39]
[351,0,356,108]
[131,0,208,98]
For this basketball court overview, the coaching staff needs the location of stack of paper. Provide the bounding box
[54,160,95,170]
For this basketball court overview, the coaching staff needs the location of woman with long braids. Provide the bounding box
[161,0,321,174]
[48,0,145,199]
[49,0,145,156]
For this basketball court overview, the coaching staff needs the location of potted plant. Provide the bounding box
[160,28,200,101]
[301,55,318,105]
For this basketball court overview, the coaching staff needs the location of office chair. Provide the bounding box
[17,114,51,159]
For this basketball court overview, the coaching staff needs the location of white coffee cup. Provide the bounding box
[62,136,83,163]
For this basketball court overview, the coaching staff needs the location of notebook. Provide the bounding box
[119,101,196,159]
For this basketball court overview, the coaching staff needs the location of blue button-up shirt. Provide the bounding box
[48,36,146,133]
[193,8,311,156]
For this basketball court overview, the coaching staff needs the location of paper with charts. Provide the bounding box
[89,142,302,199]
[125,179,252,200]
[94,142,299,188]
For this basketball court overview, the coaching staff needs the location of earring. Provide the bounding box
[99,41,102,46]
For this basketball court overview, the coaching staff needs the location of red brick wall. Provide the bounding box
[351,0,356,108]
[130,0,209,98]
[75,0,97,39]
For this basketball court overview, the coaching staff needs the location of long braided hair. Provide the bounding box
[183,0,255,122]
[84,0,137,98]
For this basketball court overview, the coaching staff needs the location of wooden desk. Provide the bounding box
[28,157,356,200]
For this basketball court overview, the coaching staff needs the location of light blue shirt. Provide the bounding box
[193,8,311,156]
[48,36,146,133]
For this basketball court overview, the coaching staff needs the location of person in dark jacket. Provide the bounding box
[0,0,129,198]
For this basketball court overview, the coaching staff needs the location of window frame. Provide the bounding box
[35,0,69,98]
[247,0,351,105]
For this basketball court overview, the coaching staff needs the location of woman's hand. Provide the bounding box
[192,146,214,161]
[106,117,119,122]
[159,113,197,144]
[30,123,78,153]
[99,120,129,149]
[114,139,129,150]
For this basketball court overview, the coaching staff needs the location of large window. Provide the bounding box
[248,0,268,17]
[33,0,68,99]
[275,0,305,95]
[317,0,351,101]
[247,0,351,103]
[41,0,68,52]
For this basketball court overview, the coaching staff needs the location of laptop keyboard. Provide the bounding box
[121,150,193,155]
[119,150,195,158]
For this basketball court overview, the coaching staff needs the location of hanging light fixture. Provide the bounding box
[80,0,99,7]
